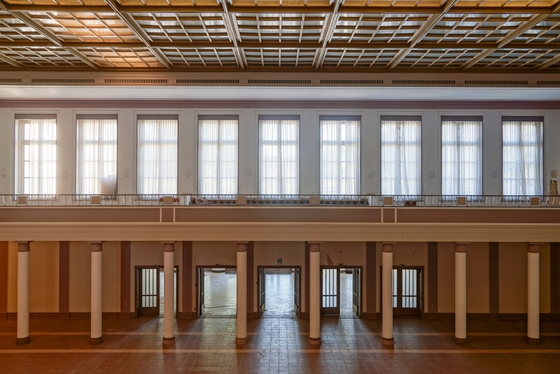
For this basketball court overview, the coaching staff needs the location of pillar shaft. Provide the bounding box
[527,243,540,344]
[90,242,103,344]
[382,242,394,346]
[309,242,321,346]
[236,242,248,346]
[455,243,467,345]
[163,242,175,342]
[16,242,30,345]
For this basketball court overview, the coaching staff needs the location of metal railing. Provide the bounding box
[1,194,559,208]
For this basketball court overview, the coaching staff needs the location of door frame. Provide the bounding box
[380,265,424,318]
[319,266,363,317]
[256,266,302,318]
[195,265,237,317]
[320,266,340,315]
[134,265,179,318]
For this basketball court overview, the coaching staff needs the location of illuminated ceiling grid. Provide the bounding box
[0,0,559,71]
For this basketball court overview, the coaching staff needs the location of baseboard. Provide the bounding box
[299,312,310,320]
[425,313,560,321]
[361,312,380,320]
[176,312,197,320]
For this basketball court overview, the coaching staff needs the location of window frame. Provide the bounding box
[440,115,483,197]
[14,114,57,195]
[319,115,361,196]
[380,115,422,198]
[501,116,544,197]
[75,114,118,195]
[258,114,300,195]
[136,114,179,196]
[197,114,239,195]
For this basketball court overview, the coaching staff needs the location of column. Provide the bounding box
[90,242,103,344]
[163,242,175,344]
[454,242,468,345]
[527,243,541,344]
[382,242,394,346]
[308,242,321,346]
[16,241,31,345]
[236,242,248,346]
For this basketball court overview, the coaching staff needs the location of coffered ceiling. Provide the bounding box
[0,0,559,72]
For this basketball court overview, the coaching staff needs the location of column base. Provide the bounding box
[381,337,394,347]
[526,336,540,345]
[162,337,175,346]
[454,337,467,345]
[16,336,30,345]
[235,337,247,347]
[308,337,321,347]
[90,336,103,345]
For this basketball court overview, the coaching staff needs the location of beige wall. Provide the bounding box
[540,243,551,313]
[392,242,428,313]
[253,241,305,314]
[437,244,454,313]
[7,241,17,312]
[466,243,490,313]
[130,241,183,313]
[69,242,90,312]
[190,241,236,314]
[7,241,59,313]
[499,243,527,313]
[437,242,490,314]
[102,242,121,313]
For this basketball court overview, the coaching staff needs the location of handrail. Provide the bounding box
[1,194,560,207]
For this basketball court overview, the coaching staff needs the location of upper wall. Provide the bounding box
[1,106,559,196]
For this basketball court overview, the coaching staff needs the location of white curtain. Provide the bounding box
[441,121,482,196]
[15,118,57,194]
[381,120,421,196]
[76,119,117,195]
[137,119,178,195]
[320,119,360,195]
[259,119,299,194]
[199,118,238,194]
[503,121,543,196]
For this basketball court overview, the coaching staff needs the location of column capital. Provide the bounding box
[162,242,175,252]
[236,242,248,252]
[89,242,104,252]
[309,242,321,252]
[382,242,395,252]
[527,243,542,253]
[16,241,32,252]
[454,243,469,253]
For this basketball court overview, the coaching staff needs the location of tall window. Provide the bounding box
[502,117,543,196]
[137,115,178,195]
[381,116,421,196]
[15,114,57,194]
[76,115,117,195]
[259,116,299,195]
[320,116,360,195]
[198,115,238,194]
[441,117,482,196]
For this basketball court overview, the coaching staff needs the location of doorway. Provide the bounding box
[135,266,178,317]
[257,267,301,318]
[392,266,423,317]
[320,266,362,317]
[197,267,237,317]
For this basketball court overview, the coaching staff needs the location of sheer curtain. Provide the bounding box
[137,117,178,195]
[381,119,421,196]
[441,119,482,196]
[502,119,543,196]
[259,117,299,194]
[76,118,117,195]
[15,116,57,194]
[198,117,238,194]
[320,117,360,195]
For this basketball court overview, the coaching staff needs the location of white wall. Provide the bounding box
[1,106,558,195]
